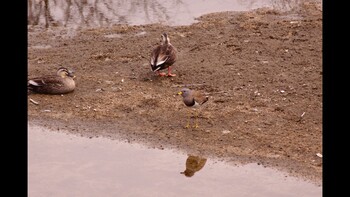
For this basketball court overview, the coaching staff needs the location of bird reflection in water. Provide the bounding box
[180,155,207,177]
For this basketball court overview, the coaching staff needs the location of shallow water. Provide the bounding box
[28,124,321,197]
[27,0,302,28]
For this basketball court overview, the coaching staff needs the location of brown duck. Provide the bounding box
[28,67,76,95]
[150,33,177,77]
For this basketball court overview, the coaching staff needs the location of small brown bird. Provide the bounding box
[178,88,209,128]
[150,32,177,77]
[28,67,76,95]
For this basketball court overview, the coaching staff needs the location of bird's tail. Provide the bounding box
[152,65,162,72]
[201,96,209,105]
[27,85,33,95]
[27,80,36,95]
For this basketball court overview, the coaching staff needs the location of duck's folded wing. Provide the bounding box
[154,53,169,66]
[28,76,63,87]
[28,79,45,86]
[151,46,169,65]
[164,45,176,63]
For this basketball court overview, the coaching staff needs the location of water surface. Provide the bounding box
[28,0,300,28]
[28,124,322,197]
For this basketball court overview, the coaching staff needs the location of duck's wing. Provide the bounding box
[164,44,177,64]
[150,44,176,71]
[150,46,168,65]
[150,45,167,69]
[28,76,64,88]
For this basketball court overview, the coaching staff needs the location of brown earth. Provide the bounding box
[28,1,322,185]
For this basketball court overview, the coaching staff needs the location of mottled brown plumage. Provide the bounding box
[28,67,76,95]
[150,33,177,77]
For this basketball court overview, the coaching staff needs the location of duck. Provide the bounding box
[150,32,177,77]
[178,88,209,128]
[28,67,76,95]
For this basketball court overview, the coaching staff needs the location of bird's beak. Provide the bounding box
[68,71,76,79]
[178,91,182,95]
[69,73,76,79]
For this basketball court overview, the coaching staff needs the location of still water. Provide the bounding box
[28,124,321,197]
[27,0,300,28]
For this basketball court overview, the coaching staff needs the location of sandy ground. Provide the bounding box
[28,1,322,185]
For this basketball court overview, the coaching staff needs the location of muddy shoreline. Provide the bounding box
[28,1,322,185]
